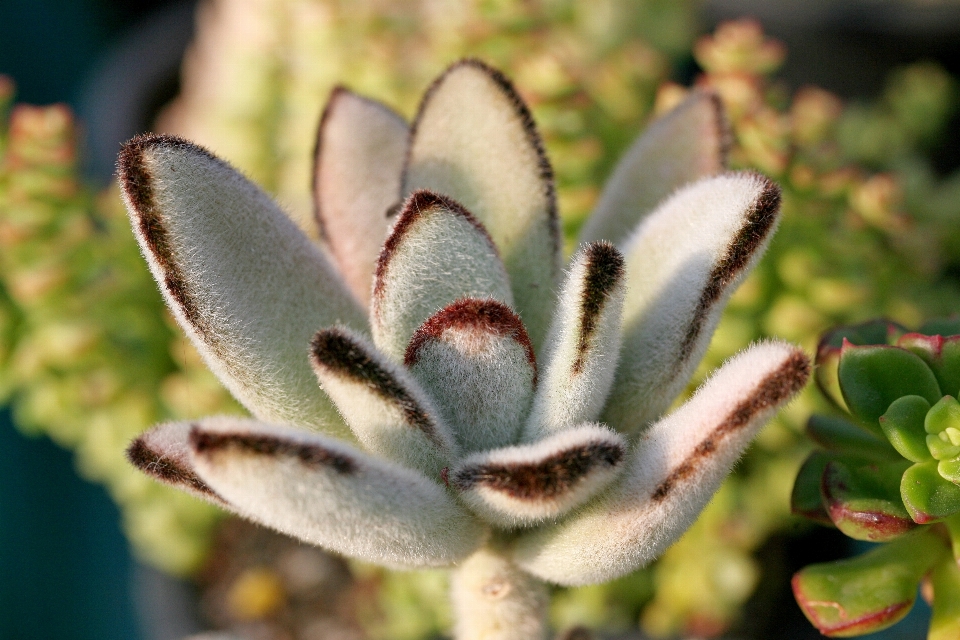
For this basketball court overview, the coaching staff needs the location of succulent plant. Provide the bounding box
[792,318,960,638]
[120,59,808,638]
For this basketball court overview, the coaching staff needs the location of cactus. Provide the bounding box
[120,59,808,639]
[792,318,960,637]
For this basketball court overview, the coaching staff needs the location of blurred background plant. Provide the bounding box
[4,1,960,638]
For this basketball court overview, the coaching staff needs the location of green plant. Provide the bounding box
[792,318,960,638]
[121,59,808,640]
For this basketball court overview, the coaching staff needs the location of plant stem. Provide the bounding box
[451,547,549,640]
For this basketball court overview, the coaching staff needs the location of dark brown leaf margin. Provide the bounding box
[127,430,225,505]
[400,58,560,257]
[310,327,444,448]
[572,242,625,375]
[190,427,357,475]
[651,346,810,501]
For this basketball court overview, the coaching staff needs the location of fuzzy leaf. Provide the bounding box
[405,299,535,454]
[402,59,561,352]
[901,461,960,523]
[578,90,729,246]
[310,327,456,478]
[118,135,366,437]
[821,458,915,542]
[807,414,898,461]
[513,341,809,585]
[602,173,782,433]
[879,395,933,463]
[838,342,941,429]
[930,555,960,640]
[126,422,227,506]
[791,451,833,525]
[451,424,626,527]
[792,528,944,637]
[526,242,625,438]
[313,87,408,304]
[371,190,513,361]
[188,417,485,568]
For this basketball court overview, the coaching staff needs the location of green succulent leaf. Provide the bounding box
[821,458,915,542]
[918,317,960,337]
[838,342,941,429]
[925,396,960,463]
[879,395,933,463]
[944,512,960,563]
[792,528,945,637]
[807,414,898,461]
[897,333,960,398]
[791,451,833,525]
[938,458,960,484]
[930,555,960,640]
[815,320,906,411]
[901,461,960,523]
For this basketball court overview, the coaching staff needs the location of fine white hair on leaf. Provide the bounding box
[578,89,730,247]
[402,59,561,353]
[511,341,810,586]
[117,135,366,439]
[313,87,408,306]
[405,298,536,454]
[525,242,626,439]
[451,424,626,528]
[603,172,782,435]
[126,421,228,507]
[188,417,488,569]
[371,189,513,362]
[310,325,456,479]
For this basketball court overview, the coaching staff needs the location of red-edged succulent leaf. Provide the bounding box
[806,414,898,461]
[930,554,960,640]
[791,451,833,525]
[898,333,960,399]
[838,342,941,429]
[879,395,933,463]
[821,458,915,542]
[901,461,960,523]
[792,528,945,637]
[815,320,906,411]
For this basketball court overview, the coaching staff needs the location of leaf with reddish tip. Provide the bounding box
[807,414,898,461]
[451,424,626,527]
[930,555,960,640]
[313,87,408,305]
[815,320,906,411]
[371,190,513,361]
[898,333,960,399]
[879,395,933,463]
[821,458,915,542]
[793,528,945,637]
[578,89,730,247]
[838,343,941,429]
[901,461,960,523]
[791,451,833,525]
[405,299,536,454]
[403,59,561,351]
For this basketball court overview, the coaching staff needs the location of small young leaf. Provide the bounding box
[925,396,960,462]
[938,458,960,484]
[901,461,960,523]
[838,343,941,428]
[790,451,833,525]
[792,528,946,637]
[879,395,933,463]
[821,458,915,542]
[807,414,897,460]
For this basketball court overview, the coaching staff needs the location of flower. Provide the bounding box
[119,59,809,638]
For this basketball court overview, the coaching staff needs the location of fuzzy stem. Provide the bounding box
[451,547,549,640]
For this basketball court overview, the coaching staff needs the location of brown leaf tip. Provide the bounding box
[679,173,782,360]
[573,241,625,374]
[404,298,537,380]
[126,434,219,498]
[373,189,498,303]
[703,90,733,169]
[190,426,357,475]
[452,439,624,500]
[652,347,810,502]
[310,328,440,442]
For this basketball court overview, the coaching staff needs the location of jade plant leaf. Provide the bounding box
[815,320,906,411]
[901,461,960,523]
[879,395,933,463]
[792,529,945,637]
[898,333,960,398]
[924,395,960,461]
[919,318,960,337]
[838,343,941,428]
[821,458,915,542]
[806,414,897,461]
[791,451,833,525]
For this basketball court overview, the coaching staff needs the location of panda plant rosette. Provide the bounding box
[120,59,809,639]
